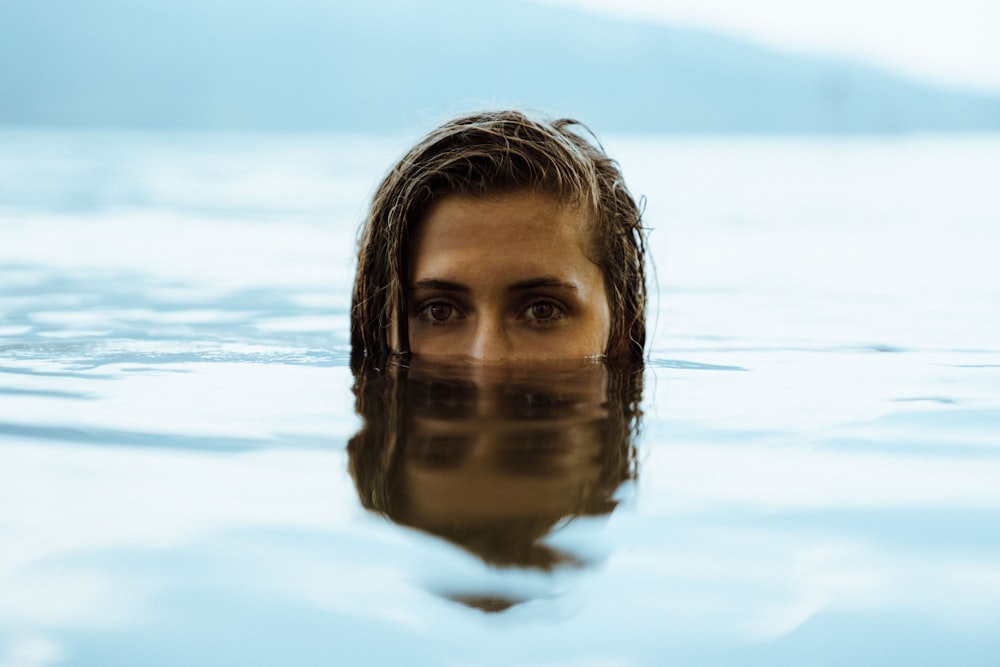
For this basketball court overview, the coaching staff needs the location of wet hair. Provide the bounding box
[351,110,646,363]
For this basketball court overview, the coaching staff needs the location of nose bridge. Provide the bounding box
[469,312,510,362]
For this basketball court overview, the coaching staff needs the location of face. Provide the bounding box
[406,191,610,361]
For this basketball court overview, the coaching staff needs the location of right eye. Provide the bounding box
[417,302,459,325]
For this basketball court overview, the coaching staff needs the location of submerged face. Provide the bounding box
[406,191,610,361]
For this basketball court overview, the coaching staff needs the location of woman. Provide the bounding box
[351,110,647,363]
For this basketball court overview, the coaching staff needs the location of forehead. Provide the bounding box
[410,191,595,268]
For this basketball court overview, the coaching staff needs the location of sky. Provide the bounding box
[535,0,1000,93]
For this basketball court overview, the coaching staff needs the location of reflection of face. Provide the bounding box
[348,357,641,584]
[402,362,609,530]
[406,191,611,361]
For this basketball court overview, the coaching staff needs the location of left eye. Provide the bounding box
[525,301,561,321]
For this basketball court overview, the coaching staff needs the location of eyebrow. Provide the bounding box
[411,279,470,294]
[410,277,578,294]
[508,277,578,292]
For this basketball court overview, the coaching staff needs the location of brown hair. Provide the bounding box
[351,109,646,363]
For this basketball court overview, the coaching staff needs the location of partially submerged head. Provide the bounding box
[351,110,646,363]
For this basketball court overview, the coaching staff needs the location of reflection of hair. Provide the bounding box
[351,110,647,362]
[347,357,643,571]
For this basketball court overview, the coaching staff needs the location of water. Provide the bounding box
[2,130,999,666]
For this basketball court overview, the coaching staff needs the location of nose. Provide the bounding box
[467,316,512,362]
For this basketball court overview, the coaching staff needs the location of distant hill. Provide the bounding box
[2,0,999,133]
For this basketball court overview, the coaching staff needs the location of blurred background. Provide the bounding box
[2,0,999,133]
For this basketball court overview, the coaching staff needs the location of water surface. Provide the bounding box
[2,131,999,666]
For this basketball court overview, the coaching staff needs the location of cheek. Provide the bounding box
[582,235,612,343]
[593,273,615,355]
[590,264,613,335]
[595,293,612,350]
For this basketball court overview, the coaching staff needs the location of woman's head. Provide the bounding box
[351,110,646,363]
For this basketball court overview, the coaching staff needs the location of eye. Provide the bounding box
[524,300,563,324]
[417,302,458,324]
